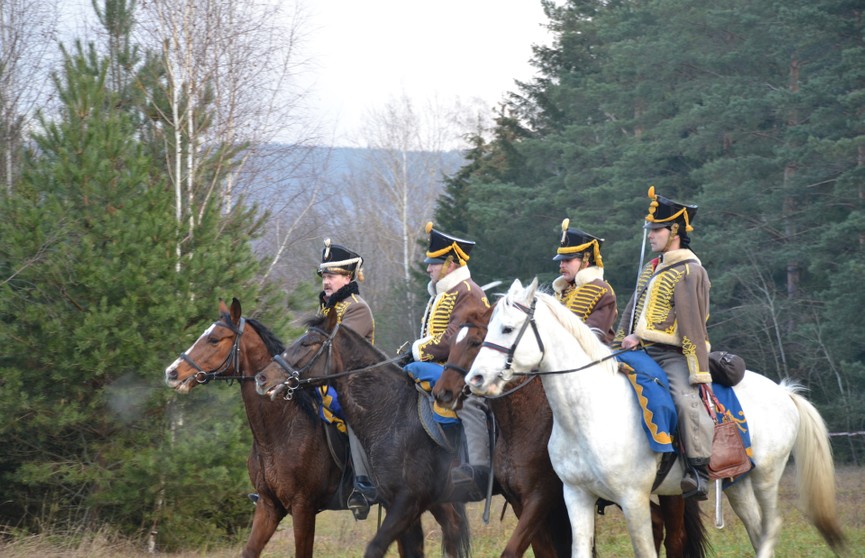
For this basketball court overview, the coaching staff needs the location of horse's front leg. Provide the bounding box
[503,493,556,558]
[395,517,425,558]
[241,495,285,558]
[619,492,657,558]
[363,494,424,558]
[562,485,597,558]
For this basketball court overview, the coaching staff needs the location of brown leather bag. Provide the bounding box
[708,419,752,480]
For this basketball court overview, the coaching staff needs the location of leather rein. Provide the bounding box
[481,296,631,381]
[269,324,406,400]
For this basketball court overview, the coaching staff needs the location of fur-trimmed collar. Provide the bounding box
[319,281,360,309]
[553,266,604,294]
[428,265,472,296]
[658,248,701,268]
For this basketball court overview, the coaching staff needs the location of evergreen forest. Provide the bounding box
[0,0,863,549]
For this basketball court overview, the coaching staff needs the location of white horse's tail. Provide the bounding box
[784,380,846,553]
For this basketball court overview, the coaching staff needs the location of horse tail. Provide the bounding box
[785,381,846,552]
[682,497,710,558]
[453,501,471,558]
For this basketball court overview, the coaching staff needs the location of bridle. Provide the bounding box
[480,295,632,381]
[480,297,546,376]
[268,325,339,399]
[440,320,538,402]
[180,316,249,384]
[267,324,406,400]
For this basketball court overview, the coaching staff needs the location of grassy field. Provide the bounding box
[2,466,862,557]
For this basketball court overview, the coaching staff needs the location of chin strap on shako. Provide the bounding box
[481,297,545,374]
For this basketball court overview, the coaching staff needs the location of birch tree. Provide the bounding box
[336,94,464,350]
[134,0,317,273]
[0,0,59,193]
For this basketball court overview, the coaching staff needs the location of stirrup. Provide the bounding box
[449,464,489,502]
[347,489,371,520]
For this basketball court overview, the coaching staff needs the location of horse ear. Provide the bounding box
[230,298,242,325]
[218,298,229,315]
[509,278,523,293]
[527,277,539,297]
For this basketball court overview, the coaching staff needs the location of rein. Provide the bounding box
[269,324,407,400]
[443,320,540,402]
[180,317,255,384]
[483,295,634,380]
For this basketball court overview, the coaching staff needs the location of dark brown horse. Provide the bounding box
[254,312,472,558]
[431,302,709,558]
[163,299,427,558]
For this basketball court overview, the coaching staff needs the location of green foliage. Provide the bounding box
[0,0,292,543]
[445,0,865,461]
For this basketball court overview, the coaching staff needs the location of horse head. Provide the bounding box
[432,303,494,410]
[255,313,339,400]
[466,278,542,396]
[165,298,249,394]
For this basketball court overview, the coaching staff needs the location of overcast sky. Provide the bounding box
[301,0,553,145]
[58,0,553,147]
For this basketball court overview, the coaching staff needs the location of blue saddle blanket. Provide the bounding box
[616,349,752,459]
[617,350,677,453]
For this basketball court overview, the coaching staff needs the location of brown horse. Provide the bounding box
[163,299,427,558]
[254,311,472,558]
[431,302,709,558]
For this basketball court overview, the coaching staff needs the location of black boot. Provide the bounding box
[449,464,490,502]
[347,476,377,520]
[681,458,710,501]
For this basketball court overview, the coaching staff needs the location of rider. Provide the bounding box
[552,218,617,345]
[404,222,492,501]
[615,187,714,500]
[316,239,377,519]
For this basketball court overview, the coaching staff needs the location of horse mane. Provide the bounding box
[246,317,318,420]
[533,291,617,375]
[245,318,286,356]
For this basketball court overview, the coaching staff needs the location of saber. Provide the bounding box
[627,226,649,335]
[714,479,725,528]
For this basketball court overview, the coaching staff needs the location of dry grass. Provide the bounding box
[2,466,862,557]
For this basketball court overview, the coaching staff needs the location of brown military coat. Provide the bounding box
[412,265,490,363]
[552,266,618,345]
[615,248,711,383]
[320,283,375,344]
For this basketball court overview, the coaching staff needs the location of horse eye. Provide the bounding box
[502,326,514,335]
[207,336,220,345]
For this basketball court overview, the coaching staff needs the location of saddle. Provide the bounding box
[319,421,357,512]
[416,385,460,454]
[617,349,753,490]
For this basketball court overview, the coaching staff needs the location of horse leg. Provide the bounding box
[429,502,471,558]
[618,493,657,558]
[241,496,285,558]
[752,473,785,558]
[724,477,765,553]
[561,485,597,557]
[288,503,318,558]
[503,495,557,558]
[656,495,683,557]
[395,518,425,558]
[363,495,424,558]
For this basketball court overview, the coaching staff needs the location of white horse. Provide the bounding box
[466,278,845,558]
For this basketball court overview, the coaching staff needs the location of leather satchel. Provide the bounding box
[708,419,752,480]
